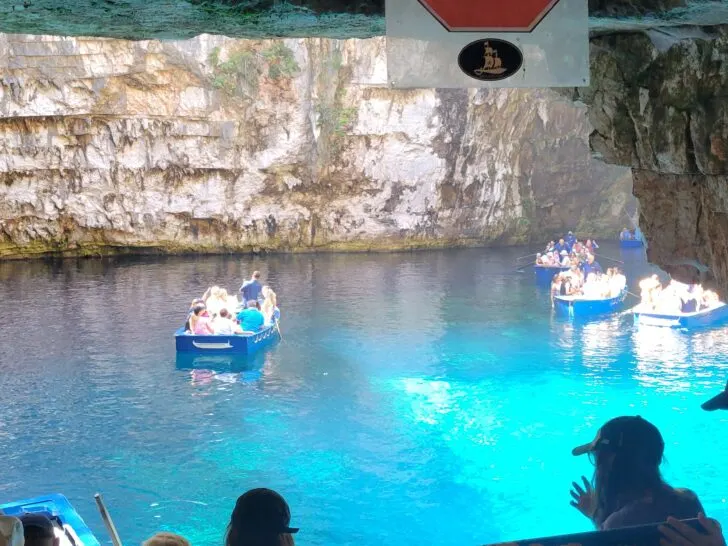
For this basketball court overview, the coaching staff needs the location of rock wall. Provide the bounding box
[0,34,631,258]
[571,26,728,289]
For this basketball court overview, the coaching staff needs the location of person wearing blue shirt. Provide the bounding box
[237,300,265,332]
[582,254,603,277]
[554,238,568,254]
[620,227,632,240]
[565,231,576,247]
[240,271,263,302]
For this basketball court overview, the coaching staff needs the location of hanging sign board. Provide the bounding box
[386,0,589,88]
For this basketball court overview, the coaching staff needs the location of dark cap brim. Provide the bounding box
[572,440,596,456]
[702,390,728,411]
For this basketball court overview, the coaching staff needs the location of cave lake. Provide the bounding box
[2,244,728,546]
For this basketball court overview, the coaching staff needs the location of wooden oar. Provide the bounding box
[594,253,624,265]
[94,494,123,546]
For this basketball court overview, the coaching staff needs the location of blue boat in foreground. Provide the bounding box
[553,290,627,318]
[0,494,100,546]
[633,303,728,328]
[175,324,280,355]
[620,238,644,249]
[535,265,569,284]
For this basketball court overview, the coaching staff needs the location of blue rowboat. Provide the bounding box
[553,289,627,317]
[535,265,569,284]
[620,239,644,248]
[0,493,100,546]
[175,324,280,355]
[633,303,728,328]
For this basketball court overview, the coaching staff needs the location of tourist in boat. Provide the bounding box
[582,254,603,277]
[143,533,191,546]
[240,271,263,303]
[212,308,242,335]
[702,289,720,309]
[566,231,577,248]
[185,298,205,331]
[551,274,562,303]
[554,238,569,254]
[609,268,627,297]
[620,227,632,241]
[203,286,233,317]
[639,275,661,309]
[225,488,298,546]
[585,239,599,252]
[569,416,704,530]
[560,250,571,267]
[190,303,214,335]
[17,514,58,546]
[236,300,266,333]
[261,286,280,325]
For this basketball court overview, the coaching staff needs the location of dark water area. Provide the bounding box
[1,244,728,546]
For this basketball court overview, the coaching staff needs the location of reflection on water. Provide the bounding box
[1,246,728,546]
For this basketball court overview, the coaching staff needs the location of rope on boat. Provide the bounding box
[594,253,624,265]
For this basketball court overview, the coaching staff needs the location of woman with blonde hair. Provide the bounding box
[143,533,191,546]
[261,286,280,325]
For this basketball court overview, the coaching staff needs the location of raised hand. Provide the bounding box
[659,513,726,546]
[570,475,596,521]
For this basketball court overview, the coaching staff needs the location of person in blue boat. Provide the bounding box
[582,254,603,277]
[237,300,265,332]
[569,416,704,530]
[566,231,577,248]
[620,227,632,241]
[554,238,569,254]
[240,271,263,303]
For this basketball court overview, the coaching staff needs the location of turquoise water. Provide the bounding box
[1,245,728,546]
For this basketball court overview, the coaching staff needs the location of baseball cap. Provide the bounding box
[18,515,54,539]
[231,489,298,535]
[572,416,664,464]
[702,381,728,411]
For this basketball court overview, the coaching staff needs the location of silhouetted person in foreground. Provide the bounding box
[226,488,298,546]
[569,416,703,530]
[18,514,58,546]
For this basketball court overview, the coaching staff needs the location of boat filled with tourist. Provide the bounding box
[632,276,728,328]
[174,271,282,355]
[619,226,644,248]
[533,232,601,284]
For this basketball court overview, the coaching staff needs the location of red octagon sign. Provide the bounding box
[418,0,560,32]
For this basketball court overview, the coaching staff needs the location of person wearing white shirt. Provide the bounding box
[212,309,241,335]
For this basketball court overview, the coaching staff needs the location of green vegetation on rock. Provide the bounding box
[209,45,262,98]
[262,42,300,80]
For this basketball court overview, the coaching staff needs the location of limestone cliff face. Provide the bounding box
[571,26,728,288]
[0,34,630,258]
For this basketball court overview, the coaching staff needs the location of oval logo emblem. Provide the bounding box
[458,39,523,82]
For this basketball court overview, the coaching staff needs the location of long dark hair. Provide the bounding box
[592,443,667,526]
